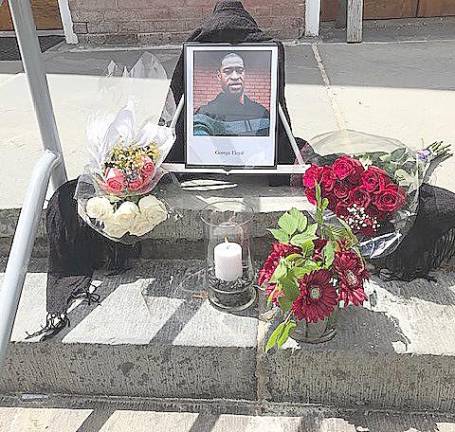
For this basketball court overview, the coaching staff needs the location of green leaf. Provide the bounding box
[278,212,298,236]
[285,253,303,262]
[270,259,287,283]
[293,258,306,267]
[300,240,315,258]
[278,296,293,312]
[265,322,285,352]
[289,207,301,218]
[307,223,318,236]
[290,208,308,232]
[291,232,318,247]
[390,148,407,162]
[293,260,320,279]
[280,276,300,301]
[290,224,318,247]
[277,321,297,348]
[322,241,336,268]
[293,266,312,279]
[326,225,349,242]
[338,219,356,238]
[268,228,289,244]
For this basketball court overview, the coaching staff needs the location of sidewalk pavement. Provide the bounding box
[0,30,454,209]
[3,395,455,432]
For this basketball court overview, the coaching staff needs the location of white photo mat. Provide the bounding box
[185,44,279,169]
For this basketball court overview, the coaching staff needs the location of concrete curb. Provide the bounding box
[0,177,312,258]
[2,260,455,413]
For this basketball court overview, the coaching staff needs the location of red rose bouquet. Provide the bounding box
[260,185,368,351]
[297,130,452,258]
[303,156,407,238]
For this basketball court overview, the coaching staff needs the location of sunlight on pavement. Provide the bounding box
[0,407,92,432]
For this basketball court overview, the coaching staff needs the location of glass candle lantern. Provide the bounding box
[200,201,256,311]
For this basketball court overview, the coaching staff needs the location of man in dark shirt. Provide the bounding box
[193,53,270,136]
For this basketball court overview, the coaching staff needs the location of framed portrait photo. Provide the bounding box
[184,43,279,169]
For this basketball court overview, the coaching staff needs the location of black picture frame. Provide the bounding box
[183,42,279,171]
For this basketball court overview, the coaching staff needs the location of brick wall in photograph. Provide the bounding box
[69,0,305,46]
[193,66,271,113]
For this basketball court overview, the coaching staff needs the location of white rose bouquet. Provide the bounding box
[81,192,169,242]
[75,100,175,243]
[75,54,177,243]
[75,104,175,242]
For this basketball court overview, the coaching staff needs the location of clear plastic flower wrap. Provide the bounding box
[76,169,180,244]
[75,53,177,244]
[297,130,438,258]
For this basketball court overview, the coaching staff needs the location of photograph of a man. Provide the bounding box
[193,52,271,137]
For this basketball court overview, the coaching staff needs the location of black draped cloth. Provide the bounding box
[163,0,311,167]
[373,184,455,280]
[29,179,139,340]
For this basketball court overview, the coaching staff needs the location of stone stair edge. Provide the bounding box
[3,392,455,420]
[3,260,455,412]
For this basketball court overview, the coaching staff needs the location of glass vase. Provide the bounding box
[200,201,256,312]
[290,307,338,344]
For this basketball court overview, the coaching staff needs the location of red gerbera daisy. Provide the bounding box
[257,243,301,287]
[333,248,369,306]
[338,281,367,306]
[291,270,338,323]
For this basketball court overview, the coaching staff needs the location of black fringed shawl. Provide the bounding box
[373,184,455,280]
[29,179,139,340]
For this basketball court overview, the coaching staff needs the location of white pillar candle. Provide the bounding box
[214,240,243,281]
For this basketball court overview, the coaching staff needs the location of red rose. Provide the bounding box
[141,156,156,179]
[361,166,390,193]
[302,164,322,189]
[366,204,386,222]
[333,181,350,200]
[332,156,364,182]
[350,186,371,209]
[320,166,336,192]
[326,192,338,212]
[375,184,406,213]
[128,176,147,192]
[335,201,349,218]
[105,168,125,194]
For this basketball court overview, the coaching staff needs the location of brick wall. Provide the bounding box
[193,51,271,113]
[69,0,305,46]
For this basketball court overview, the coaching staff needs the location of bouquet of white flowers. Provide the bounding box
[75,54,177,243]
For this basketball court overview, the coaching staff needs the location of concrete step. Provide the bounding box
[0,177,312,258]
[2,259,455,413]
[2,393,455,432]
